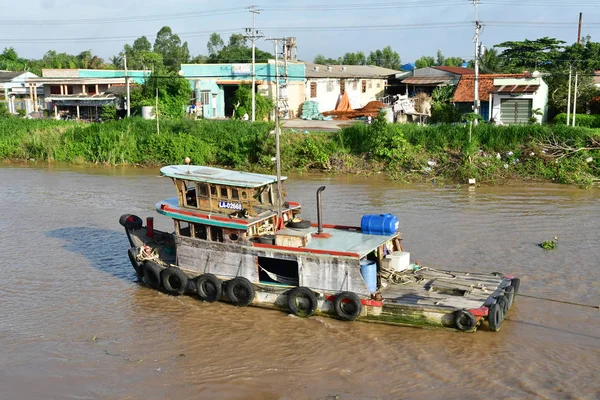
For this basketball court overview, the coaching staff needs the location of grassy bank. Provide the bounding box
[1,116,599,187]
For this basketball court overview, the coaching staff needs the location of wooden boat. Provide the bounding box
[120,164,519,332]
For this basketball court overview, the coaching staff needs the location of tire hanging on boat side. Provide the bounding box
[142,261,162,290]
[504,286,515,309]
[497,295,509,316]
[511,278,521,298]
[195,273,222,303]
[333,292,362,321]
[160,267,188,295]
[488,302,503,332]
[454,310,477,331]
[287,287,318,317]
[226,277,255,307]
[119,214,143,230]
[128,247,143,279]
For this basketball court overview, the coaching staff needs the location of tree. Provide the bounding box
[367,46,401,70]
[436,50,445,67]
[207,33,224,56]
[478,48,502,73]
[232,85,273,120]
[415,56,435,69]
[133,67,192,118]
[313,54,340,65]
[342,51,366,65]
[108,55,123,69]
[77,50,104,69]
[154,26,190,71]
[496,36,565,72]
[444,57,464,67]
[207,33,272,63]
[0,47,27,71]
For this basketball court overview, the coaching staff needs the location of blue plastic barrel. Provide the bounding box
[360,260,378,293]
[361,213,399,236]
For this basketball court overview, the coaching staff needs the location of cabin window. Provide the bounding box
[210,185,217,196]
[258,256,299,286]
[220,187,228,198]
[241,191,248,199]
[198,183,208,197]
[185,187,197,207]
[210,227,224,242]
[178,221,192,237]
[231,188,239,200]
[193,224,207,240]
[229,233,239,241]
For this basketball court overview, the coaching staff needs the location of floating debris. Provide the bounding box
[540,237,558,250]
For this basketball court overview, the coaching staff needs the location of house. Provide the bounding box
[400,66,473,96]
[1,71,43,114]
[594,70,600,88]
[304,63,399,113]
[452,73,548,124]
[27,69,147,120]
[179,62,306,119]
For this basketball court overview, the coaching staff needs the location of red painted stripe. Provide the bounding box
[251,242,359,258]
[504,275,515,280]
[287,201,300,207]
[162,204,250,225]
[310,222,362,230]
[325,295,383,307]
[467,306,489,317]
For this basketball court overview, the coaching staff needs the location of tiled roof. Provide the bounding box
[401,76,453,85]
[305,63,400,78]
[432,66,474,75]
[453,74,525,103]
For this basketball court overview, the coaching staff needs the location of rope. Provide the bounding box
[258,264,299,286]
[518,294,600,311]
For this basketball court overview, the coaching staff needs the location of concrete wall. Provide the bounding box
[180,62,305,82]
[491,77,548,124]
[305,77,386,113]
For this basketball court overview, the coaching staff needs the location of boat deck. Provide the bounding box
[275,226,396,258]
[380,268,507,309]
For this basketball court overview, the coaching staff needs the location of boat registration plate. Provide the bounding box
[219,201,243,211]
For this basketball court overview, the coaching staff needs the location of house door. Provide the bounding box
[500,99,532,124]
[200,91,211,118]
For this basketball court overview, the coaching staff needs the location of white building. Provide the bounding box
[0,71,43,114]
[304,63,399,113]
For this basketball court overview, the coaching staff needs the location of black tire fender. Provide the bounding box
[160,267,188,295]
[454,309,477,331]
[142,261,162,290]
[511,278,521,297]
[488,302,503,332]
[119,214,143,230]
[128,247,143,279]
[195,273,222,303]
[497,294,509,316]
[287,286,318,317]
[288,219,311,229]
[333,291,362,321]
[504,286,515,309]
[226,277,255,307]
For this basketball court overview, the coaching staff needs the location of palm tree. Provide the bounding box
[479,48,502,74]
[109,54,123,69]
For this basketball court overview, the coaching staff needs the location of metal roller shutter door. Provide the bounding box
[500,99,532,124]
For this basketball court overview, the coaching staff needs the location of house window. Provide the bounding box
[200,90,210,105]
[368,81,372,89]
[340,79,346,95]
[50,86,61,95]
[376,82,381,89]
[87,85,96,95]
[361,80,367,93]
[327,80,334,92]
[310,82,317,98]
[353,81,358,91]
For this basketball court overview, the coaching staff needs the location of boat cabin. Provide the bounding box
[158,165,302,245]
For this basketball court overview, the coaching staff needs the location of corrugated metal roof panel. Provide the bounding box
[401,76,452,85]
[160,165,287,188]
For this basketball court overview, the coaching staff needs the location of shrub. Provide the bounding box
[553,113,600,128]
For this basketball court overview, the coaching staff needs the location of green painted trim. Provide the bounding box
[156,208,248,230]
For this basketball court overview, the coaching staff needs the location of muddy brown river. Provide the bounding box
[0,164,598,400]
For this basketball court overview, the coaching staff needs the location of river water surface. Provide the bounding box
[0,165,598,400]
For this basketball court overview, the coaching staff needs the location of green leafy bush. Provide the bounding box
[553,113,600,128]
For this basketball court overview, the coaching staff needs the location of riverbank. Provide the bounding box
[1,116,599,187]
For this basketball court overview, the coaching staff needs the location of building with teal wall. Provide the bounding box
[180,62,305,119]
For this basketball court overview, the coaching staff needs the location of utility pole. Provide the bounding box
[266,37,286,222]
[577,12,583,44]
[473,0,481,124]
[246,6,263,122]
[124,54,130,117]
[566,63,572,125]
[572,70,578,127]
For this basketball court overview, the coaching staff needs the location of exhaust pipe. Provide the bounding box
[316,186,326,234]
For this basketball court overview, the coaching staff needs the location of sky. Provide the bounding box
[2,0,599,65]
